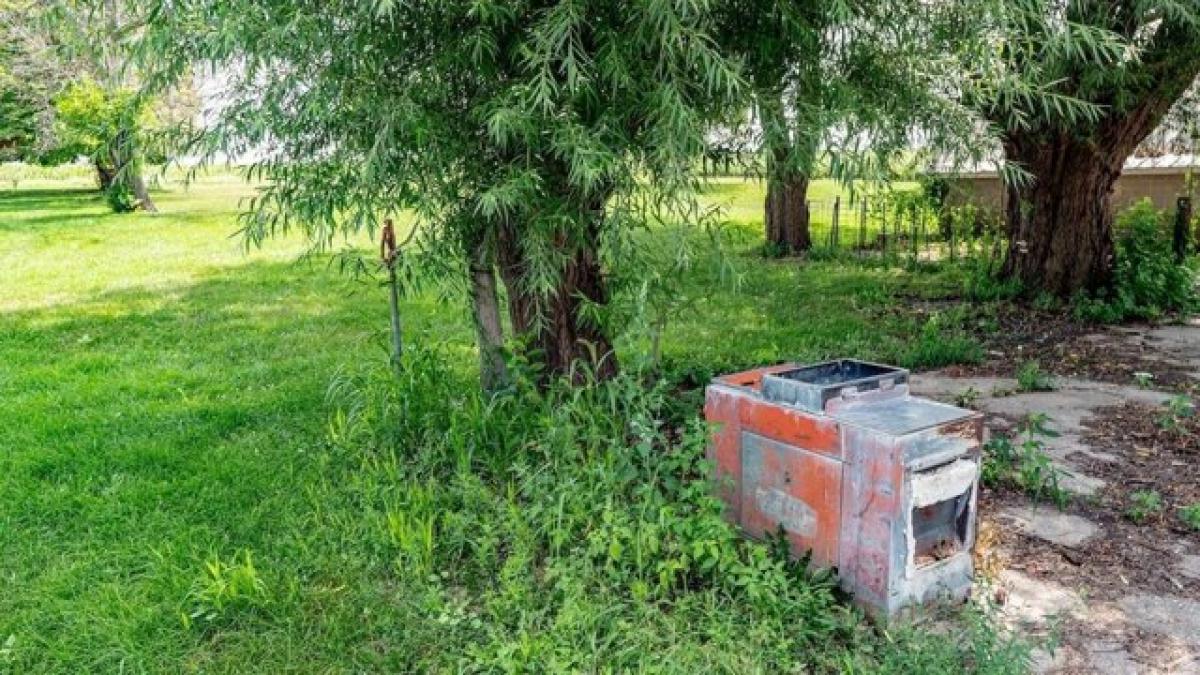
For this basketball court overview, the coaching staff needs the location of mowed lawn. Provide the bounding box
[0,175,971,671]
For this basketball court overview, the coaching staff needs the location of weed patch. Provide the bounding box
[982,414,1070,509]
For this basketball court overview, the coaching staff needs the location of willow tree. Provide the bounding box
[35,0,165,211]
[140,0,739,389]
[717,0,1047,255]
[986,1,1200,295]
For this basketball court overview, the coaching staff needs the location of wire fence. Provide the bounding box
[800,195,1007,264]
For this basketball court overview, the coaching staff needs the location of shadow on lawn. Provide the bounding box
[0,256,470,544]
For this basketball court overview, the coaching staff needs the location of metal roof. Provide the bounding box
[935,154,1200,178]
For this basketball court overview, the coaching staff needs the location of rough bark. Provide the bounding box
[765,173,812,254]
[1000,135,1121,294]
[496,216,618,386]
[468,238,510,393]
[129,172,157,213]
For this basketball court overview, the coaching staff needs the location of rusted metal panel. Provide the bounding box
[738,401,842,458]
[704,385,743,523]
[739,432,842,567]
[838,424,903,609]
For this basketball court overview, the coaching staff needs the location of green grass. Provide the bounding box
[700,176,924,249]
[0,177,1016,672]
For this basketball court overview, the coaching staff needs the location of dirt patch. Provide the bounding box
[949,304,1199,392]
[1078,402,1200,529]
[983,402,1200,606]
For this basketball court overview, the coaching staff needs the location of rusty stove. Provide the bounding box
[704,359,982,616]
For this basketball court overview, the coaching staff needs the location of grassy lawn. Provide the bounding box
[0,177,1002,672]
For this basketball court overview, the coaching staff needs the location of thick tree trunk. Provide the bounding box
[996,16,1200,297]
[1000,135,1120,295]
[468,238,510,393]
[765,173,812,254]
[496,217,618,386]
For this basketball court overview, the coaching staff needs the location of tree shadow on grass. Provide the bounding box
[0,187,102,212]
[0,256,473,670]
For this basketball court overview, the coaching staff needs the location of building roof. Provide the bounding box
[935,154,1200,178]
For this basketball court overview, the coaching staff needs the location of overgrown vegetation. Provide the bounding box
[1075,201,1199,322]
[982,414,1070,509]
[0,182,1034,672]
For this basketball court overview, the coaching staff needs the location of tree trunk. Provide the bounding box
[129,173,157,213]
[995,16,1200,296]
[468,238,510,393]
[1000,135,1120,295]
[95,162,115,191]
[496,217,618,386]
[765,173,812,254]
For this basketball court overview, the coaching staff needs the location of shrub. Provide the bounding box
[1075,200,1198,322]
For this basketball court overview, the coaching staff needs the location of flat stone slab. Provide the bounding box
[1001,506,1100,548]
[1084,639,1142,675]
[1178,555,1200,582]
[998,569,1086,624]
[1118,594,1200,646]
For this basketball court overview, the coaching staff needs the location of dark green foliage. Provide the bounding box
[1075,200,1198,322]
[103,180,137,212]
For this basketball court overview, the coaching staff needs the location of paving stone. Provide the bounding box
[1084,640,1141,675]
[1178,555,1200,582]
[998,569,1086,624]
[1117,594,1200,646]
[1000,506,1101,548]
[1051,463,1106,496]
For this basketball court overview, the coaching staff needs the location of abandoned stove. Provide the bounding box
[704,359,982,616]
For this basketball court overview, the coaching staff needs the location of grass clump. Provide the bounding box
[895,309,984,369]
[1125,490,1164,524]
[1179,503,1200,531]
[184,550,270,630]
[1016,361,1055,392]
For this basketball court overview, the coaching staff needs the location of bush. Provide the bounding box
[1075,200,1198,322]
